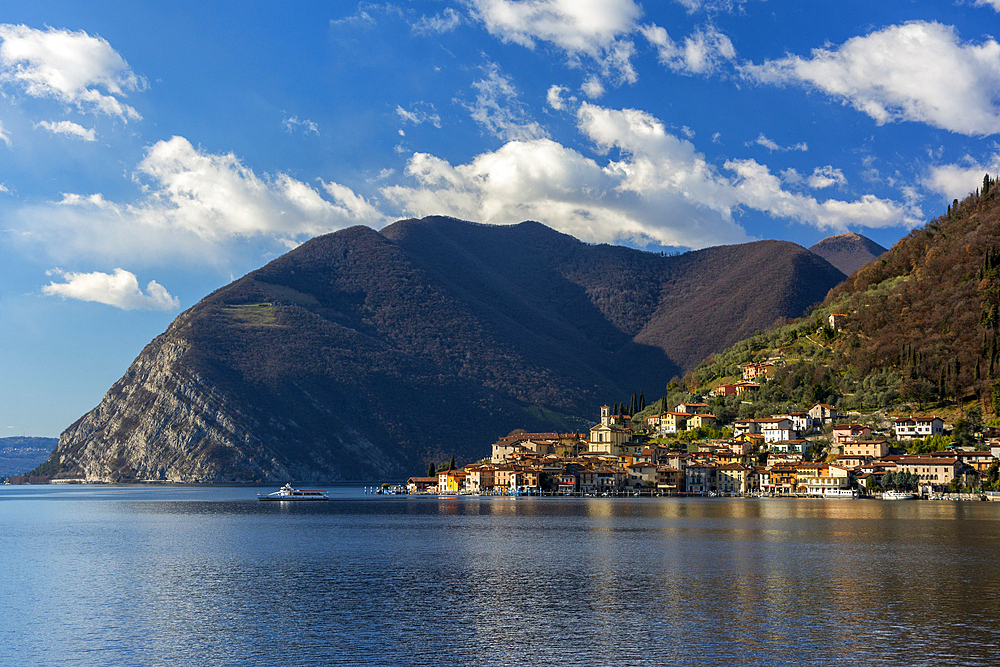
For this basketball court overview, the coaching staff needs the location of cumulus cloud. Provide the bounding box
[128,136,385,241]
[743,21,1000,136]
[468,0,642,54]
[467,0,642,86]
[412,7,463,34]
[726,159,918,230]
[640,23,735,75]
[465,63,547,141]
[36,119,96,141]
[13,136,388,265]
[924,151,1000,200]
[748,133,808,152]
[383,101,920,249]
[0,24,145,121]
[43,268,179,311]
[974,0,1000,11]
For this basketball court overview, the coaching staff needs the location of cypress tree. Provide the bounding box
[428,461,436,477]
[448,454,455,471]
[630,393,638,416]
[639,391,645,411]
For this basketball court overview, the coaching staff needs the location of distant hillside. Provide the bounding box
[809,232,887,275]
[1,437,57,479]
[689,175,1000,419]
[37,217,845,483]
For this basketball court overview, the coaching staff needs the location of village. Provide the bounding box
[404,360,1000,499]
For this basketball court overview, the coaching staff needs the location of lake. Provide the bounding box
[2,486,999,666]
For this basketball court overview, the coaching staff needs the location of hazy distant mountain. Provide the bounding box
[37,217,845,483]
[809,232,888,275]
[1,437,57,478]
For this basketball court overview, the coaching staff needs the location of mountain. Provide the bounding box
[809,232,888,276]
[36,217,845,483]
[687,175,1000,419]
[1,437,57,479]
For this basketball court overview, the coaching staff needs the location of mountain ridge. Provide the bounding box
[35,216,846,483]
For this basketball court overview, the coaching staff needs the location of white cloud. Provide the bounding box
[581,77,605,99]
[924,151,1000,200]
[674,0,753,11]
[395,103,442,128]
[43,268,179,311]
[743,21,1000,136]
[412,8,463,34]
[640,23,735,75]
[282,116,319,135]
[974,0,1000,11]
[808,166,847,189]
[12,136,388,265]
[726,158,919,230]
[36,119,96,141]
[467,0,642,54]
[382,101,920,249]
[0,119,9,147]
[0,24,145,121]
[466,63,546,141]
[128,136,385,241]
[467,0,642,86]
[546,84,575,111]
[748,133,808,152]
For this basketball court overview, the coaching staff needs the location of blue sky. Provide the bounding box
[3,0,1000,437]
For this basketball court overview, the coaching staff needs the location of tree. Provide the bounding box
[427,461,436,477]
[639,391,645,411]
[448,454,455,471]
[630,393,638,416]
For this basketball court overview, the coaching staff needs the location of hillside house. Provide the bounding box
[828,313,847,330]
[832,424,872,444]
[808,403,838,425]
[675,402,710,414]
[710,383,738,397]
[686,413,718,430]
[742,362,775,381]
[893,416,944,440]
[660,412,691,434]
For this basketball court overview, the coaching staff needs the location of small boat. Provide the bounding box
[882,490,915,500]
[257,483,329,501]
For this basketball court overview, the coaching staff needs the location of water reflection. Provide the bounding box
[3,488,1000,665]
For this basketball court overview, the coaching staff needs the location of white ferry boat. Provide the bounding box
[822,489,859,498]
[257,483,329,501]
[882,490,915,500]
